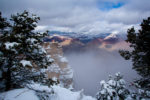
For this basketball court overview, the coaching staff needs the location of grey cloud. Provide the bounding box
[0,0,150,34]
[125,0,150,12]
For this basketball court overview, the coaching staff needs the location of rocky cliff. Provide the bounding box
[43,42,73,89]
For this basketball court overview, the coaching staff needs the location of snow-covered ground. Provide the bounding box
[0,85,96,100]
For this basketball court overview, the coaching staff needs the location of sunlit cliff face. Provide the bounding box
[43,42,73,88]
[98,40,130,51]
[60,39,73,46]
[48,34,73,46]
[46,33,130,52]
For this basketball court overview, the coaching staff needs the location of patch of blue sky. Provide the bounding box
[98,2,124,11]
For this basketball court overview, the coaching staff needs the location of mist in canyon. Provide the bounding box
[64,49,138,96]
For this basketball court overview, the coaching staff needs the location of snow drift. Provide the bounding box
[0,85,96,100]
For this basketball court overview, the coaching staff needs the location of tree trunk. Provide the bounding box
[5,68,11,91]
[5,57,12,91]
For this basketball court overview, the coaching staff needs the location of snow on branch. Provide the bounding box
[5,42,19,49]
[20,60,32,67]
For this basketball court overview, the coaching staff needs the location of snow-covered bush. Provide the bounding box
[26,83,55,100]
[96,72,130,100]
[96,72,150,100]
[130,79,150,100]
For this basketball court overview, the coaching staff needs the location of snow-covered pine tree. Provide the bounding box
[130,79,150,100]
[119,17,150,99]
[0,11,55,91]
[96,72,130,100]
[0,12,10,31]
[0,11,11,91]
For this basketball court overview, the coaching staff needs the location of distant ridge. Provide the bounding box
[45,31,129,53]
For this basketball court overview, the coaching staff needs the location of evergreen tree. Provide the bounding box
[119,17,150,98]
[0,12,10,30]
[0,11,54,91]
[0,11,11,91]
[96,72,130,100]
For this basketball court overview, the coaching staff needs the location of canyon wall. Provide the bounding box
[43,42,73,89]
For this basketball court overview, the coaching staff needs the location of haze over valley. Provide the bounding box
[45,32,138,96]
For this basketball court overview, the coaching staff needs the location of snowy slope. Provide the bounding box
[0,88,39,100]
[104,33,118,40]
[0,85,96,100]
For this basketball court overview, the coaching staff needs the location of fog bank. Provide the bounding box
[65,50,138,96]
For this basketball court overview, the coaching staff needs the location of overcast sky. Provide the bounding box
[0,0,150,34]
